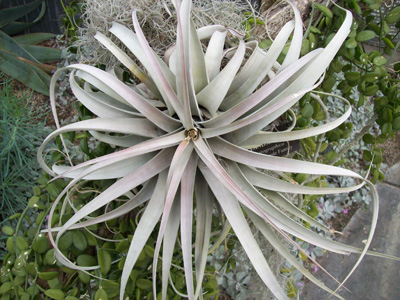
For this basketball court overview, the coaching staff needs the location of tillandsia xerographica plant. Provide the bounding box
[38,0,385,299]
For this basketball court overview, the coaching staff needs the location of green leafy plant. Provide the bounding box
[0,0,63,95]
[36,1,398,299]
[0,75,50,217]
[60,0,83,39]
[298,0,400,183]
[0,171,220,300]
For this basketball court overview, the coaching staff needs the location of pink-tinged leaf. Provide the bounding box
[245,208,344,299]
[198,162,289,300]
[70,71,138,118]
[240,164,363,195]
[204,30,227,81]
[131,11,188,123]
[201,48,322,129]
[152,139,194,298]
[49,178,157,231]
[94,32,162,99]
[47,149,174,272]
[196,40,246,117]
[279,1,303,70]
[73,64,181,131]
[180,154,198,300]
[240,98,351,146]
[208,137,362,178]
[196,25,226,39]
[161,195,181,300]
[174,0,195,128]
[52,152,155,180]
[89,131,149,148]
[223,21,295,109]
[119,172,167,300]
[38,130,185,177]
[201,76,322,138]
[230,10,353,142]
[194,173,213,299]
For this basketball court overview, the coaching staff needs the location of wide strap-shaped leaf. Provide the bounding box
[161,195,181,300]
[196,40,246,116]
[204,30,227,81]
[240,164,363,195]
[201,48,322,129]
[52,152,155,180]
[196,25,226,39]
[180,154,198,300]
[279,1,303,71]
[0,48,50,95]
[12,32,57,45]
[70,71,140,118]
[47,149,174,271]
[222,159,370,255]
[20,44,62,63]
[0,30,40,63]
[38,127,183,179]
[89,131,149,148]
[94,32,162,100]
[209,137,362,178]
[201,76,322,139]
[221,21,295,110]
[230,10,353,143]
[64,64,181,132]
[189,20,208,93]
[152,139,194,299]
[240,98,350,146]
[119,172,167,300]
[245,208,344,300]
[132,12,189,122]
[194,173,213,299]
[0,0,44,28]
[174,0,196,128]
[199,162,289,300]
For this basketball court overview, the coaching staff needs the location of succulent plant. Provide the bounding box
[0,0,63,95]
[38,1,384,299]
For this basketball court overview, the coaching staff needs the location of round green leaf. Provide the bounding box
[345,37,357,49]
[301,103,314,118]
[356,30,376,42]
[98,249,111,275]
[392,117,400,130]
[385,7,400,24]
[95,288,109,300]
[58,231,73,251]
[363,150,373,162]
[362,134,375,144]
[364,85,379,96]
[32,234,49,254]
[45,249,56,265]
[1,226,14,236]
[38,272,59,280]
[15,236,29,251]
[72,230,88,252]
[314,3,333,18]
[373,56,387,67]
[77,254,97,267]
[44,289,65,300]
[136,278,152,291]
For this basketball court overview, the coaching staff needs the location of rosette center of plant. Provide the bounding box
[186,128,199,141]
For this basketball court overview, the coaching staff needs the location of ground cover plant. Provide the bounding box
[1,0,399,300]
[0,75,50,217]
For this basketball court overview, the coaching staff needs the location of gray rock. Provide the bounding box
[301,162,400,300]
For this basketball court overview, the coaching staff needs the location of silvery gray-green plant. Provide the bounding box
[38,1,385,299]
